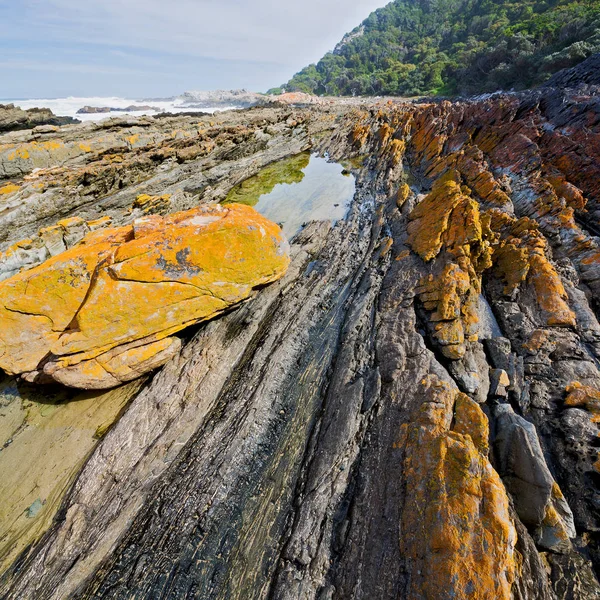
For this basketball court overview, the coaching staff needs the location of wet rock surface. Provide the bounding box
[1,63,600,599]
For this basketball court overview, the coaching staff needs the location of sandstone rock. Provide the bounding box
[0,203,289,388]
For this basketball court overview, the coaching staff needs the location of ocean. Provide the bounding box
[0,96,240,122]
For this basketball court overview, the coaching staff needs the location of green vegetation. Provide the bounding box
[276,0,600,96]
[223,152,310,206]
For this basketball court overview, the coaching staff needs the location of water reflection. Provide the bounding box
[224,153,356,239]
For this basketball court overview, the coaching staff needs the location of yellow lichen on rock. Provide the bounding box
[489,209,576,327]
[407,179,466,262]
[131,193,172,215]
[407,178,494,266]
[400,376,516,599]
[528,253,576,326]
[0,182,20,195]
[565,382,600,422]
[0,225,132,374]
[408,178,495,358]
[0,203,290,388]
[396,183,410,208]
[45,336,183,390]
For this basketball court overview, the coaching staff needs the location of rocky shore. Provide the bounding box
[0,58,600,599]
[0,103,79,133]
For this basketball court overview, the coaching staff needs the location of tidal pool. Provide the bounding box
[224,152,356,239]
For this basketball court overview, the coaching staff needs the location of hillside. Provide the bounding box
[277,0,600,96]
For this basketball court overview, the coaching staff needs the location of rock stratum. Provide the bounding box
[1,58,600,599]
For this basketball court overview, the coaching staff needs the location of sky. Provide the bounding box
[0,0,387,99]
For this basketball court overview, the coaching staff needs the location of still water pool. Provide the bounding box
[223,152,356,239]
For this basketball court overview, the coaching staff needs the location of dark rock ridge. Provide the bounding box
[0,62,600,599]
[0,103,79,132]
[543,53,600,89]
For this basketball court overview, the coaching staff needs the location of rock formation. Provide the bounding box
[0,103,78,132]
[76,105,161,114]
[1,59,600,599]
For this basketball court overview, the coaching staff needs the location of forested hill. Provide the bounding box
[275,0,600,97]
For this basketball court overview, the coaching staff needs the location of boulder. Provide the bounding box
[493,403,576,552]
[0,203,289,389]
[0,103,78,132]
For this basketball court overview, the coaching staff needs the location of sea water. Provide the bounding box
[0,96,239,123]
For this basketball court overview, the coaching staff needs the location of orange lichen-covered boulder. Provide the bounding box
[0,203,290,389]
[400,376,516,599]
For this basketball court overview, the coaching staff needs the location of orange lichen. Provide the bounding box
[490,210,576,327]
[528,254,576,326]
[6,140,67,162]
[407,179,494,265]
[45,336,182,389]
[388,138,406,167]
[408,178,495,358]
[0,183,20,195]
[396,183,410,208]
[0,204,289,387]
[547,175,586,211]
[131,193,172,214]
[565,382,600,421]
[378,122,393,146]
[86,216,112,230]
[350,121,370,149]
[522,329,550,352]
[400,376,516,599]
[7,147,30,160]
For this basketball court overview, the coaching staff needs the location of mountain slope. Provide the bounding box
[278,0,600,96]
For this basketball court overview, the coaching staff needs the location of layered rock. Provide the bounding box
[0,203,289,388]
[1,69,600,600]
[408,177,495,359]
[400,377,516,599]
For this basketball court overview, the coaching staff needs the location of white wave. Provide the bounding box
[0,96,240,122]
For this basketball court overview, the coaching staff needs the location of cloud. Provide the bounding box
[0,0,388,96]
[4,0,386,65]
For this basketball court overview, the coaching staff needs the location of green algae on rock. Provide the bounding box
[223,152,310,206]
[225,153,356,239]
[0,375,143,572]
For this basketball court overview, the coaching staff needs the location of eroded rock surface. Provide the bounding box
[1,62,600,599]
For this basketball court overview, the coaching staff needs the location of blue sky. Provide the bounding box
[0,0,386,99]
